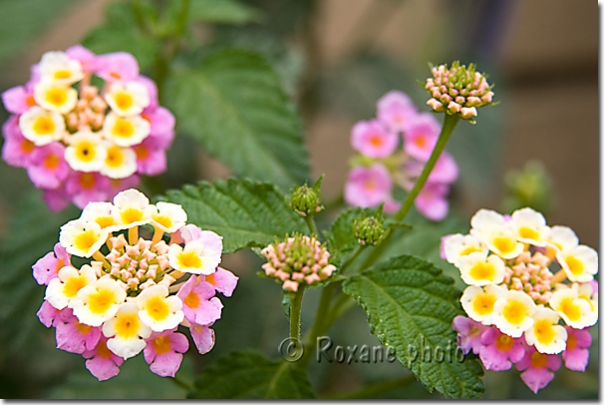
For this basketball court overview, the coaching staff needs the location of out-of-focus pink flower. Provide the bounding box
[42,185,71,212]
[479,327,525,371]
[134,139,167,176]
[26,142,70,189]
[350,120,398,158]
[143,330,189,377]
[415,182,449,221]
[516,345,561,394]
[344,163,393,208]
[65,171,111,209]
[402,113,440,161]
[95,52,139,82]
[376,90,417,132]
[65,45,97,73]
[2,118,36,168]
[1,85,34,115]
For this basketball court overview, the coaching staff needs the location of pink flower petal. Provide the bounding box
[190,324,215,354]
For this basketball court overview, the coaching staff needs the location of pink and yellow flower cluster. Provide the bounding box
[261,234,336,292]
[1,46,175,211]
[344,91,459,221]
[33,189,237,380]
[443,207,598,393]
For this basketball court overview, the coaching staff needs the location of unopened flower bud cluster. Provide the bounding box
[1,46,175,211]
[424,61,494,121]
[33,189,238,381]
[261,234,336,292]
[443,207,598,393]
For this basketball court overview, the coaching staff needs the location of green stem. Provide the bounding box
[320,374,416,399]
[360,114,461,270]
[298,283,336,368]
[304,214,319,238]
[321,192,344,213]
[394,114,460,222]
[289,285,306,341]
[170,374,193,392]
[338,244,367,276]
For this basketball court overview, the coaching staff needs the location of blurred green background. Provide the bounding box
[0,0,598,399]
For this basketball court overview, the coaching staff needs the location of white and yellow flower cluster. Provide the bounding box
[42,188,234,367]
[444,207,598,355]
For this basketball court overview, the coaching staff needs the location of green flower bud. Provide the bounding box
[354,214,385,246]
[289,175,324,217]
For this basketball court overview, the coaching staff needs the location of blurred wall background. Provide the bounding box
[0,0,598,248]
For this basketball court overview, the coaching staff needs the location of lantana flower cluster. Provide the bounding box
[344,91,459,221]
[1,46,175,211]
[261,234,336,292]
[442,207,598,393]
[423,61,495,122]
[33,189,237,380]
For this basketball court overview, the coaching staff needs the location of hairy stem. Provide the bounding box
[289,285,306,342]
[304,214,320,238]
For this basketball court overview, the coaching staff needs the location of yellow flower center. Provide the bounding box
[205,273,216,286]
[145,296,170,321]
[112,118,135,139]
[184,291,200,309]
[33,116,56,135]
[75,321,92,335]
[460,245,481,256]
[45,87,68,107]
[533,319,555,345]
[530,351,548,369]
[88,288,116,314]
[178,251,202,269]
[493,236,515,255]
[472,293,496,316]
[79,173,96,189]
[153,214,173,230]
[74,230,98,252]
[469,261,495,281]
[63,275,88,298]
[494,334,514,352]
[559,298,581,322]
[566,333,577,351]
[114,92,133,111]
[565,256,584,276]
[21,139,36,153]
[519,227,539,240]
[75,141,96,162]
[114,313,141,339]
[44,153,61,170]
[121,208,143,224]
[95,216,116,229]
[502,299,528,325]
[134,144,149,160]
[54,69,73,80]
[369,135,383,147]
[105,145,124,168]
[97,340,113,359]
[153,335,172,355]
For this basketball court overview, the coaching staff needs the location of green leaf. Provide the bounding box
[0,192,79,353]
[188,0,262,25]
[164,178,306,253]
[49,354,191,399]
[324,207,364,266]
[165,48,310,190]
[81,1,159,72]
[342,255,484,399]
[0,0,81,66]
[188,350,314,399]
